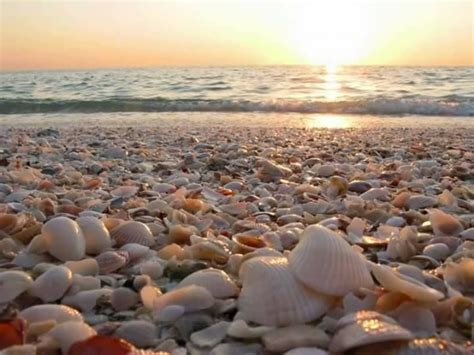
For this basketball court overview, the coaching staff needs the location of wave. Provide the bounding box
[0,97,472,116]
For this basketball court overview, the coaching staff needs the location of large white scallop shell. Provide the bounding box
[110,221,155,246]
[29,265,72,302]
[177,268,239,299]
[19,304,83,324]
[238,256,332,326]
[42,217,85,261]
[76,216,111,255]
[370,263,444,302]
[0,270,33,303]
[329,311,413,353]
[288,225,374,296]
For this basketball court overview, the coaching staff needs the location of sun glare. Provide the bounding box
[289,2,371,67]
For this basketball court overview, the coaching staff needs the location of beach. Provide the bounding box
[0,113,473,354]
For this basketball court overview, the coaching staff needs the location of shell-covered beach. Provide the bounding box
[0,116,473,354]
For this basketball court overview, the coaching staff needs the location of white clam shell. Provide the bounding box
[154,305,185,323]
[422,243,450,261]
[429,209,464,236]
[0,270,33,303]
[139,261,164,279]
[152,285,215,314]
[119,243,150,261]
[19,304,83,324]
[111,287,139,311]
[238,256,332,326]
[370,263,444,302]
[62,288,113,312]
[26,234,48,254]
[47,321,96,354]
[65,258,99,276]
[110,221,155,247]
[190,321,230,348]
[262,325,330,353]
[177,268,239,299]
[96,251,128,274]
[329,311,413,353]
[29,265,72,302]
[68,274,101,295]
[42,217,85,261]
[114,320,157,348]
[393,302,436,337]
[227,319,274,339]
[288,225,374,296]
[76,216,111,255]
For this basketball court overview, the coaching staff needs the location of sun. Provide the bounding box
[288,2,371,67]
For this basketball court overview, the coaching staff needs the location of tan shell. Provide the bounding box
[231,234,268,254]
[370,263,444,303]
[177,268,239,299]
[329,311,413,353]
[29,265,72,302]
[42,217,86,261]
[262,325,330,353]
[429,209,464,236]
[288,225,374,296]
[76,216,111,255]
[65,258,99,276]
[96,251,128,274]
[0,270,34,303]
[152,285,215,314]
[110,221,155,247]
[443,258,474,294]
[140,285,163,310]
[19,304,83,324]
[238,256,332,326]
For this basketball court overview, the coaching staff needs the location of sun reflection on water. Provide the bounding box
[323,64,340,101]
[305,114,351,129]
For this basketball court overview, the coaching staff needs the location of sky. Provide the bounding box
[1,0,472,70]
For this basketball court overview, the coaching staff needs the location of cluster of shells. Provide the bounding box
[0,125,473,354]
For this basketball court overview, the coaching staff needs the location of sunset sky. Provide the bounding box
[1,0,472,71]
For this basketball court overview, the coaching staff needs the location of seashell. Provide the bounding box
[140,261,164,279]
[257,159,292,181]
[13,251,51,268]
[114,320,157,348]
[190,321,230,348]
[101,217,123,231]
[315,164,335,177]
[231,234,267,254]
[111,185,138,198]
[11,221,42,244]
[386,226,418,262]
[360,188,390,201]
[238,256,332,326]
[153,183,177,193]
[19,304,83,324]
[110,221,155,247]
[0,237,23,258]
[406,195,437,210]
[111,287,139,311]
[460,227,474,240]
[68,274,101,294]
[0,213,27,234]
[429,209,464,236]
[96,251,128,274]
[370,263,444,302]
[288,225,374,296]
[392,302,436,337]
[168,224,199,244]
[62,289,113,312]
[185,241,229,264]
[68,335,135,355]
[26,234,48,254]
[326,176,348,198]
[219,202,249,217]
[351,337,468,354]
[226,319,274,339]
[152,285,215,314]
[284,348,328,355]
[0,318,25,350]
[76,216,111,255]
[422,243,450,261]
[443,258,474,294]
[177,268,239,299]
[65,258,99,276]
[0,270,33,303]
[119,243,150,261]
[29,265,72,302]
[156,243,187,260]
[329,311,413,353]
[348,180,372,193]
[262,325,330,353]
[342,291,378,315]
[42,217,85,261]
[46,320,97,354]
[140,285,163,310]
[154,305,185,323]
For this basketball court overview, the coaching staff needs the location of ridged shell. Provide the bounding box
[238,256,332,326]
[370,263,443,302]
[152,285,215,314]
[110,221,154,247]
[47,321,97,354]
[29,265,72,302]
[0,270,33,303]
[96,251,128,274]
[114,320,157,348]
[19,305,83,324]
[329,311,413,353]
[288,225,374,296]
[177,268,239,299]
[76,216,111,255]
[42,217,85,261]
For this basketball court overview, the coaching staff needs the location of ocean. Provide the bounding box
[0,66,473,127]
